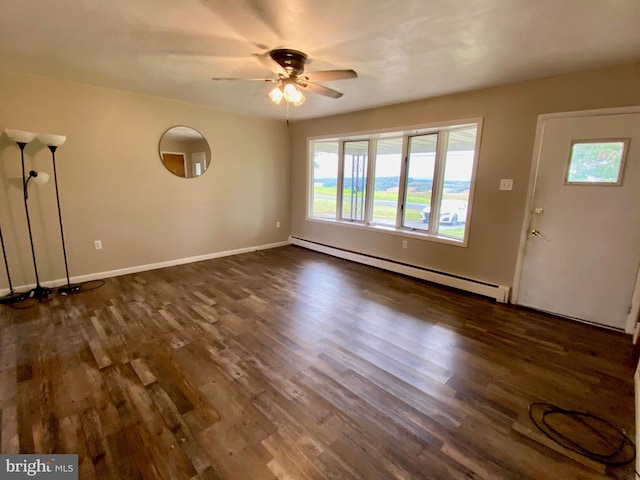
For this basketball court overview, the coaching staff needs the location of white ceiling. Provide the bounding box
[0,0,639,121]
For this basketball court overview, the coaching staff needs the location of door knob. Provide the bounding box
[531,229,544,238]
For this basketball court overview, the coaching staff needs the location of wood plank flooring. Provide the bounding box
[0,245,637,479]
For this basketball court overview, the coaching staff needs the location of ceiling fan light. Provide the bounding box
[268,86,284,104]
[283,83,302,103]
[293,92,306,106]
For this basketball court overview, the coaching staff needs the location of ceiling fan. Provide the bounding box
[212,48,357,106]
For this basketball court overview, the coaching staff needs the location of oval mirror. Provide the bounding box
[159,126,211,178]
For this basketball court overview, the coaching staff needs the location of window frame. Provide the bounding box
[401,131,441,232]
[307,117,483,247]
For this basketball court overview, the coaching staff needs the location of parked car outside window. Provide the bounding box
[421,199,468,225]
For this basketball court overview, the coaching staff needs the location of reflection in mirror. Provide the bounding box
[159,126,211,178]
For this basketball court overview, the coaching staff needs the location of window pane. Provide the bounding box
[311,141,339,218]
[404,134,437,229]
[567,140,626,184]
[372,138,403,226]
[342,141,369,221]
[438,127,477,239]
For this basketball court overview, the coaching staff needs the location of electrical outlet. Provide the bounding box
[500,179,513,191]
[402,240,408,249]
[94,240,102,250]
[276,221,281,228]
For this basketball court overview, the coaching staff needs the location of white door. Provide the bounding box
[516,111,640,330]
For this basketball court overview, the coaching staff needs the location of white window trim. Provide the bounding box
[306,117,483,248]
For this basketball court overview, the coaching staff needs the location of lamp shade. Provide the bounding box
[268,85,284,104]
[32,171,50,186]
[5,129,36,144]
[37,133,67,147]
[28,170,50,186]
[293,92,306,106]
[283,84,302,103]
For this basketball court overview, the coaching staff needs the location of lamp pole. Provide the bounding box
[0,222,28,304]
[19,146,52,299]
[48,144,79,294]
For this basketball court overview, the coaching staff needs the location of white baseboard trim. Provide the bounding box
[0,240,290,296]
[289,236,510,303]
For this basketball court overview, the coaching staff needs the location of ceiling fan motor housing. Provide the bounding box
[212,48,354,101]
[270,49,308,76]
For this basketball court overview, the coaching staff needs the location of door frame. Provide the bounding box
[512,105,640,334]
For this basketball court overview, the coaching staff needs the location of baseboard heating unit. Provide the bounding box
[289,236,510,303]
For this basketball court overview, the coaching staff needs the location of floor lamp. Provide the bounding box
[0,222,29,304]
[37,134,80,295]
[5,129,53,299]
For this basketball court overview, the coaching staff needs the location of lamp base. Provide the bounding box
[0,291,30,305]
[58,284,81,295]
[30,285,53,299]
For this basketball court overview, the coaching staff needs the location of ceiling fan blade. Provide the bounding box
[253,52,288,77]
[299,82,344,99]
[211,77,276,81]
[302,69,358,82]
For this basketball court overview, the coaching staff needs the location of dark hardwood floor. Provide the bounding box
[0,246,637,479]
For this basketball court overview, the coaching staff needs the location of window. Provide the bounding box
[404,134,437,229]
[439,127,478,239]
[308,120,481,245]
[372,138,403,226]
[311,141,339,218]
[566,139,628,185]
[342,141,369,221]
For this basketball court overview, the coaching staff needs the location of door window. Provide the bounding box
[566,139,628,185]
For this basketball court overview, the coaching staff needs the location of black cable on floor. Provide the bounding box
[528,402,636,466]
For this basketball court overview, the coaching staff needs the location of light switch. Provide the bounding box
[500,179,513,191]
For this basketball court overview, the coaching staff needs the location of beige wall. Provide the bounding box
[0,71,289,287]
[289,64,640,287]
[2,64,638,292]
